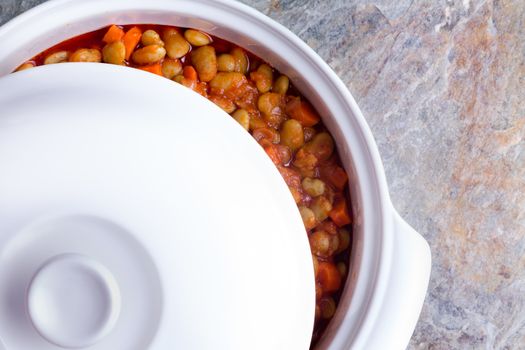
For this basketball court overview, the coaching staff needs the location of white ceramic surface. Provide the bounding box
[28,253,121,348]
[0,64,315,349]
[0,1,432,349]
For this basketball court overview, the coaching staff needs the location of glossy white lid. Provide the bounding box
[27,253,122,348]
[0,64,315,350]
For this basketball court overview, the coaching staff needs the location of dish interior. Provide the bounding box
[14,23,355,346]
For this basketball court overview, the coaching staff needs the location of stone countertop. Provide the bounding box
[1,0,524,349]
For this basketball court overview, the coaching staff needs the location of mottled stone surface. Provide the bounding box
[1,0,525,348]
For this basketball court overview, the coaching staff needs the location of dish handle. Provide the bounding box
[366,210,431,349]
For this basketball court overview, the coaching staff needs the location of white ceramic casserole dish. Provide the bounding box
[0,0,432,349]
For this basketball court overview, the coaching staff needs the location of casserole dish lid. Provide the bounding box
[0,63,315,349]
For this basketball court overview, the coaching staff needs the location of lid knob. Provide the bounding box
[27,253,121,348]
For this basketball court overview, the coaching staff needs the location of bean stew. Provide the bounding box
[16,24,353,346]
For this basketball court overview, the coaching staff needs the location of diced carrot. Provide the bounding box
[183,65,198,81]
[102,25,125,44]
[320,165,348,191]
[330,197,351,227]
[123,26,142,60]
[286,98,320,127]
[317,262,341,293]
[138,63,163,76]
